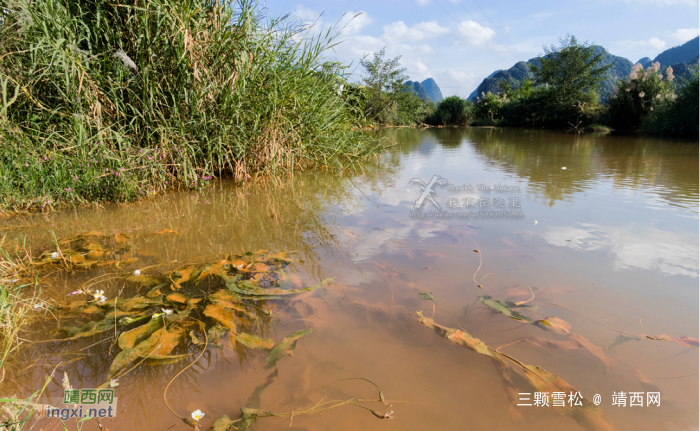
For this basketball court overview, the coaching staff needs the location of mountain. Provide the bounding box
[405,78,444,103]
[636,57,652,68]
[652,37,699,67]
[467,46,632,101]
[404,81,430,101]
[421,78,444,103]
[667,56,699,82]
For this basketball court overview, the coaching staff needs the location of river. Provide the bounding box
[2,127,698,431]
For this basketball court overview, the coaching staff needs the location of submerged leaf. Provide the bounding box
[535,316,571,334]
[264,329,313,370]
[211,415,237,431]
[418,292,437,303]
[155,229,180,235]
[479,295,534,323]
[225,275,334,297]
[520,365,614,431]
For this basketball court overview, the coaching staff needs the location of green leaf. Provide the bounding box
[479,295,534,323]
[418,291,437,303]
[264,329,313,370]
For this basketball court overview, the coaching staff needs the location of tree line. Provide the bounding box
[356,36,699,139]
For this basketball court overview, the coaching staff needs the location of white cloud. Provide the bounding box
[455,20,496,45]
[624,0,696,5]
[382,21,451,43]
[616,37,667,51]
[668,27,700,43]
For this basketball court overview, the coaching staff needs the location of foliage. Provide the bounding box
[642,68,699,139]
[605,62,676,130]
[360,47,426,125]
[0,0,376,212]
[425,96,471,126]
[531,35,613,107]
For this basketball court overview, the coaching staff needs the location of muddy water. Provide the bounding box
[3,128,698,431]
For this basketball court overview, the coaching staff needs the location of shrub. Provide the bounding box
[605,62,675,130]
[425,96,471,126]
[642,68,699,139]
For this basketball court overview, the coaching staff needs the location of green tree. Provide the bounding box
[426,96,471,126]
[360,47,423,125]
[531,35,612,106]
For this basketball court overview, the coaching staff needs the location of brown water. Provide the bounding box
[2,128,698,431]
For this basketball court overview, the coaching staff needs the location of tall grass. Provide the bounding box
[0,0,377,213]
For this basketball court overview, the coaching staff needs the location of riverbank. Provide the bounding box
[0,0,379,216]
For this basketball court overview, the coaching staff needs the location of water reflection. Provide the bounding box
[1,127,697,431]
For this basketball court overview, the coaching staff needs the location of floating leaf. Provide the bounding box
[82,231,106,237]
[166,293,188,304]
[264,329,313,370]
[225,275,334,297]
[118,319,164,350]
[203,304,237,331]
[235,333,274,350]
[155,229,179,235]
[115,233,131,243]
[189,330,204,345]
[125,274,161,288]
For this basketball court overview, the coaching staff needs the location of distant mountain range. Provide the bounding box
[405,78,444,103]
[467,37,699,102]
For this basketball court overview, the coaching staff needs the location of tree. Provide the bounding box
[360,47,423,125]
[531,35,612,106]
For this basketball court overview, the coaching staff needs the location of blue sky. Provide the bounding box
[260,0,699,97]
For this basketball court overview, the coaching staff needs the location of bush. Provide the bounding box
[425,96,471,126]
[642,69,699,139]
[605,62,675,130]
[0,0,375,211]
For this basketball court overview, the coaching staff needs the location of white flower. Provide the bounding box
[34,303,43,309]
[51,252,59,259]
[162,308,173,315]
[639,91,645,98]
[94,290,106,303]
[191,410,205,421]
[134,269,141,276]
[561,167,566,170]
[151,312,162,319]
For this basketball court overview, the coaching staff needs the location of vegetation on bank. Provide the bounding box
[0,0,378,214]
[365,35,698,139]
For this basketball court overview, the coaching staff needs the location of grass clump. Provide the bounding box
[582,124,611,133]
[0,0,377,213]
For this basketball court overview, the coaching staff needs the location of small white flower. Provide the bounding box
[162,308,173,315]
[34,303,43,309]
[534,221,538,225]
[561,167,566,170]
[51,252,59,259]
[151,312,162,319]
[134,270,141,276]
[191,410,205,421]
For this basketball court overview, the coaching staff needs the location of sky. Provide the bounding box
[260,0,700,97]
